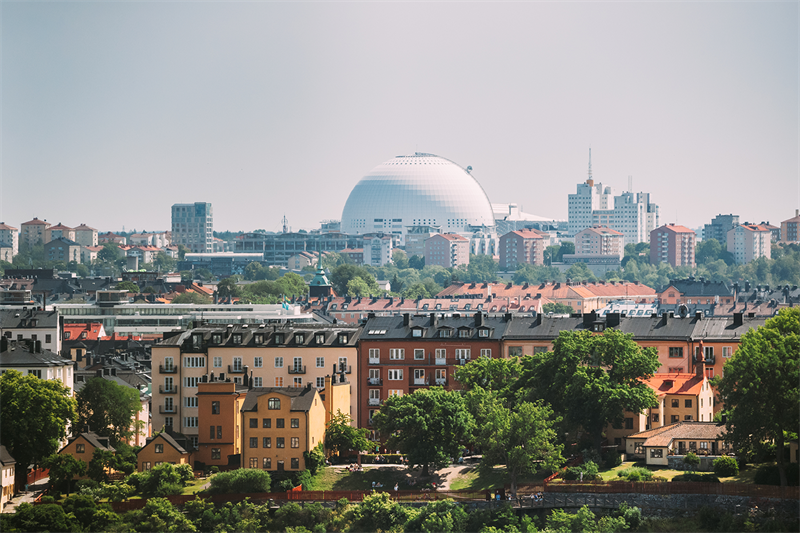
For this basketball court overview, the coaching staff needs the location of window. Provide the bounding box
[263,437,271,448]
[316,357,325,368]
[183,377,200,388]
[414,349,425,360]
[232,357,243,372]
[455,349,470,360]
[478,328,489,338]
[439,329,451,338]
[212,448,221,460]
[274,333,284,344]
[668,367,684,373]
[276,419,285,429]
[232,334,242,345]
[684,415,693,420]
[457,328,469,338]
[669,347,683,358]
[263,458,271,469]
[276,437,285,448]
[652,414,659,422]
[254,357,263,368]
[254,334,263,344]
[274,357,284,368]
[275,377,283,386]
[481,349,491,358]
[164,417,173,427]
[650,449,663,459]
[625,418,634,430]
[388,369,403,380]
[700,442,708,450]
[292,357,303,371]
[389,349,404,360]
[508,346,523,357]
[76,443,85,453]
[634,442,644,454]
[293,377,302,388]
[369,349,380,362]
[155,444,164,453]
[250,437,258,448]
[295,333,305,344]
[192,334,202,350]
[217,426,222,439]
[250,418,258,428]
[412,328,422,337]
[338,333,348,344]
[435,349,446,361]
[183,417,198,428]
[249,457,258,468]
[684,399,692,408]
[315,333,325,344]
[212,333,222,344]
[142,461,151,470]
[671,415,679,423]
[268,398,281,410]
[388,389,403,397]
[184,356,205,368]
[184,397,198,408]
[291,418,299,428]
[210,425,216,439]
[689,441,697,449]
[671,399,679,408]
[291,458,300,469]
[213,357,222,368]
[253,377,263,387]
[722,346,732,358]
[291,437,300,448]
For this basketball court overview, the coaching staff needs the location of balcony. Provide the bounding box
[368,398,381,406]
[288,365,307,374]
[336,365,352,375]
[369,357,380,365]
[412,377,429,386]
[457,358,471,365]
[159,385,177,394]
[159,365,177,374]
[367,377,383,386]
[435,357,447,366]
[228,365,245,374]
[435,378,448,386]
[159,406,176,414]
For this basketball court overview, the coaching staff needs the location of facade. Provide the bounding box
[130,232,170,249]
[59,431,115,469]
[703,214,739,244]
[424,233,469,268]
[404,226,440,258]
[81,245,103,264]
[45,223,76,244]
[498,229,545,270]
[727,224,772,264]
[150,324,360,448]
[340,248,365,265]
[99,232,127,245]
[0,446,14,507]
[0,340,74,395]
[570,226,624,259]
[20,218,50,247]
[0,223,19,256]
[171,202,213,253]
[287,252,319,271]
[73,224,99,247]
[781,211,800,243]
[194,380,247,468]
[0,309,62,355]
[44,237,82,263]
[656,279,733,307]
[650,224,696,267]
[357,313,505,434]
[234,232,363,267]
[625,422,728,466]
[137,430,193,471]
[340,153,496,247]
[362,235,393,267]
[0,242,12,263]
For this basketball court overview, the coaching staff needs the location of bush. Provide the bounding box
[40,495,55,504]
[207,468,271,494]
[753,463,800,486]
[603,451,623,469]
[360,454,404,464]
[616,467,654,482]
[562,461,601,481]
[682,451,700,472]
[210,466,220,474]
[672,473,720,483]
[713,456,739,477]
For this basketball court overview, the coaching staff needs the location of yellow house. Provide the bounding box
[136,430,193,471]
[625,422,728,466]
[1,446,16,507]
[241,385,325,472]
[59,432,115,467]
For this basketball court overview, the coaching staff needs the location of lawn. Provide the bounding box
[596,460,760,483]
[449,466,548,491]
[183,474,214,495]
[314,466,431,491]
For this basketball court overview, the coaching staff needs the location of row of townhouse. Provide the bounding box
[151,310,765,459]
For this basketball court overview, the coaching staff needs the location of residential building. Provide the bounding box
[150,324,360,448]
[781,211,800,243]
[0,309,62,354]
[0,446,15,507]
[81,246,103,264]
[44,237,82,263]
[127,246,161,265]
[241,385,325,472]
[137,429,193,471]
[130,231,171,249]
[340,248,365,265]
[625,422,728,467]
[287,252,319,271]
[0,242,12,263]
[404,225,440,259]
[20,218,50,247]
[727,224,772,264]
[657,278,733,307]
[703,214,739,244]
[0,223,19,256]
[357,313,505,436]
[0,339,74,395]
[363,235,393,267]
[99,232,127,245]
[498,229,546,270]
[194,380,248,468]
[45,223,76,244]
[58,431,115,469]
[758,222,781,243]
[73,224,99,247]
[650,224,696,267]
[424,233,469,268]
[171,202,213,253]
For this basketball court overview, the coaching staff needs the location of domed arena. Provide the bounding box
[340,153,495,244]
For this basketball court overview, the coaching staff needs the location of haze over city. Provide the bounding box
[2,1,797,233]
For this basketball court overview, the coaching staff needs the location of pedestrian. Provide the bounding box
[394,483,399,491]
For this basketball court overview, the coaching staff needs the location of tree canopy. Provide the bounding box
[172,291,213,304]
[325,410,372,457]
[713,307,800,487]
[76,377,143,446]
[330,264,379,295]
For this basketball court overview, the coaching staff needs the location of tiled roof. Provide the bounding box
[657,279,732,298]
[65,432,116,453]
[22,218,49,226]
[0,445,16,466]
[627,422,726,447]
[655,224,695,234]
[0,223,18,231]
[49,223,73,231]
[430,233,468,242]
[437,280,656,300]
[241,386,317,413]
[74,224,97,231]
[46,236,80,246]
[0,342,73,368]
[360,314,507,341]
[580,226,624,236]
[646,373,703,396]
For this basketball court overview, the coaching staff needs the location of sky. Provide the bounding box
[1,1,797,234]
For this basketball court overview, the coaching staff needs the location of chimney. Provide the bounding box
[403,313,410,326]
[606,312,621,328]
[695,342,706,379]
[111,368,117,376]
[732,312,743,327]
[475,312,484,327]
[694,311,703,321]
[430,313,438,327]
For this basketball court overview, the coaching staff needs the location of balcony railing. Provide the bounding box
[228,365,245,374]
[368,398,381,406]
[288,365,307,374]
[367,377,383,386]
[412,377,429,386]
[435,358,447,365]
[159,365,177,374]
[435,378,448,386]
[159,406,176,414]
[369,358,380,365]
[159,385,177,394]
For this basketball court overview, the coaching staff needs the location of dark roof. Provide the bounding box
[139,429,190,455]
[360,314,507,341]
[241,386,317,413]
[63,432,115,453]
[0,341,72,368]
[626,422,726,447]
[0,445,16,466]
[691,316,768,341]
[45,236,81,246]
[658,279,732,298]
[0,309,60,329]
[159,323,362,350]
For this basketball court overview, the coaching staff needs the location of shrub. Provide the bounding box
[682,451,700,472]
[360,454,404,464]
[40,495,55,504]
[616,467,654,482]
[618,502,642,531]
[672,473,720,483]
[603,451,623,469]
[562,461,600,481]
[208,468,271,494]
[713,456,739,477]
[753,463,800,486]
[210,466,220,474]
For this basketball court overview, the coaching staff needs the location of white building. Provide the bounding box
[171,203,213,253]
[73,224,99,247]
[362,235,393,267]
[0,340,74,396]
[727,224,772,264]
[0,309,62,354]
[0,223,19,256]
[130,231,171,249]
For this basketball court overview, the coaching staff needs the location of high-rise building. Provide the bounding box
[650,224,696,267]
[727,224,771,264]
[567,150,659,245]
[781,210,800,243]
[0,223,19,256]
[425,233,469,268]
[171,203,213,253]
[703,214,739,244]
[20,218,50,247]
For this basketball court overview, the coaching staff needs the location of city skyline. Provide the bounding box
[1,2,797,234]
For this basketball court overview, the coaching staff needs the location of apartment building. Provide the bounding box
[703,214,739,244]
[405,226,440,258]
[44,237,82,264]
[20,218,50,247]
[424,233,469,268]
[650,224,696,268]
[363,235,393,267]
[171,202,213,253]
[0,446,15,508]
[727,224,772,264]
[45,223,76,244]
[656,278,733,307]
[781,211,800,243]
[137,430,193,471]
[357,313,505,434]
[73,224,99,247]
[151,323,360,448]
[0,309,62,355]
[498,229,545,270]
[0,223,19,256]
[194,380,248,468]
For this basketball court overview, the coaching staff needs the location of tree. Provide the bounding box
[76,377,142,446]
[713,307,800,487]
[556,242,575,261]
[542,302,576,315]
[42,453,87,496]
[565,262,597,282]
[516,329,660,452]
[476,400,564,497]
[127,497,197,532]
[324,410,371,457]
[408,255,425,270]
[683,451,700,474]
[153,252,177,272]
[172,291,212,304]
[216,277,241,299]
[372,387,474,476]
[330,264,378,295]
[87,448,116,483]
[115,281,140,293]
[346,277,371,297]
[696,238,723,264]
[454,356,521,394]
[0,370,77,491]
[97,243,122,263]
[466,254,498,282]
[207,469,271,494]
[392,249,409,269]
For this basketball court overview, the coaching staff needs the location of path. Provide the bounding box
[2,477,49,514]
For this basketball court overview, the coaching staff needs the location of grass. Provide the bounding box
[596,460,761,483]
[314,466,428,491]
[449,466,548,491]
[182,474,214,495]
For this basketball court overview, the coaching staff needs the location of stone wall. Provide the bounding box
[667,455,718,472]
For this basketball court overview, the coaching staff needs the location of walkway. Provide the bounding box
[2,477,50,514]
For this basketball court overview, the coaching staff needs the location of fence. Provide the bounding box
[545,480,799,500]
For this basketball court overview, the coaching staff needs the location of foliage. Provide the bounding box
[616,466,655,482]
[713,308,800,487]
[617,502,642,531]
[753,462,800,486]
[512,263,565,284]
[216,277,241,299]
[347,277,373,297]
[515,329,660,452]
[112,441,139,475]
[87,448,116,483]
[464,254,499,283]
[207,468,272,494]
[126,497,197,532]
[4,502,78,533]
[671,473,721,483]
[330,264,379,295]
[115,281,140,293]
[344,491,416,533]
[76,377,142,446]
[172,291,213,304]
[237,272,309,304]
[408,254,425,270]
[454,356,521,396]
[0,370,77,490]
[546,505,629,533]
[682,451,700,473]
[404,498,469,532]
[542,302,576,315]
[304,442,326,476]
[565,262,597,282]
[711,456,739,477]
[563,461,601,481]
[42,453,87,496]
[137,463,194,497]
[325,410,372,457]
[372,387,474,476]
[393,249,409,269]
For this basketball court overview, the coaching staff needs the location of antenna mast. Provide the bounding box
[282,215,289,234]
[587,148,593,181]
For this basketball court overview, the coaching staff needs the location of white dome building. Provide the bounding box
[341,153,496,248]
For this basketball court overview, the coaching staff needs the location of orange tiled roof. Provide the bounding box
[0,223,18,231]
[22,218,49,226]
[646,373,704,396]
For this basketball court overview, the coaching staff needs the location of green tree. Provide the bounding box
[373,387,474,476]
[345,492,415,533]
[115,281,140,293]
[477,400,564,496]
[207,468,271,494]
[512,264,564,284]
[98,243,123,263]
[712,308,800,487]
[516,329,660,452]
[76,377,142,446]
[393,249,409,269]
[542,302,576,315]
[346,277,372,297]
[216,277,241,299]
[454,356,521,394]
[42,453,87,496]
[556,242,575,261]
[696,238,723,264]
[466,254,498,282]
[325,410,372,457]
[87,448,116,483]
[127,497,197,532]
[683,451,700,474]
[330,264,379,295]
[0,370,77,491]
[153,252,177,272]
[404,498,468,533]
[6,502,79,533]
[565,262,597,282]
[172,291,213,304]
[408,254,425,270]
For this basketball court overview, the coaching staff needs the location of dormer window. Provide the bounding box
[464,304,471,310]
[422,304,429,310]
[232,333,242,345]
[80,332,87,339]
[412,328,423,338]
[476,304,483,310]
[458,329,470,338]
[274,333,284,344]
[315,333,325,344]
[439,329,451,338]
[435,304,442,310]
[254,334,263,344]
[330,304,337,310]
[295,333,305,344]
[338,333,348,344]
[478,328,489,338]
[64,332,71,339]
[192,334,202,350]
[212,333,222,344]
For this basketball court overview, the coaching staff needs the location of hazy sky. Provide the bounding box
[2,1,797,234]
